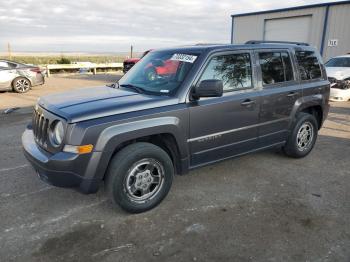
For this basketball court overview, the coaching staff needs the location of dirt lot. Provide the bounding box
[0,75,349,261]
[0,73,121,110]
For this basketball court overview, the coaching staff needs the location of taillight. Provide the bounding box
[30,67,41,73]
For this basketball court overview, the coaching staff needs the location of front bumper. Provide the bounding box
[22,127,99,194]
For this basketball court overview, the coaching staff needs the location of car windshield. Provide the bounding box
[118,50,199,95]
[325,57,350,67]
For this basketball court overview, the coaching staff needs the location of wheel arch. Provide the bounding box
[85,117,189,183]
[290,96,324,129]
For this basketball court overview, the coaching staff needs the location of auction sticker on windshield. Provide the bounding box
[170,54,197,63]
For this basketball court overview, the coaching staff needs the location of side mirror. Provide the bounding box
[193,79,223,99]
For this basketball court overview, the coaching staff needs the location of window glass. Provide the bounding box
[199,53,252,92]
[119,50,197,96]
[259,52,294,85]
[325,57,350,68]
[295,51,322,80]
[7,62,17,68]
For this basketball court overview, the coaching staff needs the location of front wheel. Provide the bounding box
[283,113,318,158]
[105,142,174,213]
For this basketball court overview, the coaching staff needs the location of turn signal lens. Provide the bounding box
[63,144,93,154]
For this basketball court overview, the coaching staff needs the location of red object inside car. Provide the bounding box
[155,60,179,75]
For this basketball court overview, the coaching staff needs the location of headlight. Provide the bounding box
[50,121,64,146]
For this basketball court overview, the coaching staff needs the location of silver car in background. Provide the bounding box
[0,59,45,93]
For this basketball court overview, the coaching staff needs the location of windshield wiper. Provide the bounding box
[119,84,145,94]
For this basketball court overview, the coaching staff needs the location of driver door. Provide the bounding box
[188,51,261,167]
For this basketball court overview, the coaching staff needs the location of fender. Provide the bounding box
[84,116,189,181]
[288,94,324,128]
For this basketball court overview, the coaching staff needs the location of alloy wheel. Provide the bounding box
[296,122,314,151]
[124,158,165,202]
[15,79,30,92]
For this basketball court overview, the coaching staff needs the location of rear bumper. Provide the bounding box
[22,127,99,193]
[31,73,45,86]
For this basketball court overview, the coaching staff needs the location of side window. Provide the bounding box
[7,62,18,69]
[259,52,294,85]
[199,53,253,92]
[295,51,322,80]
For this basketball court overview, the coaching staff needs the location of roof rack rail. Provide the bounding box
[194,43,225,46]
[245,40,309,46]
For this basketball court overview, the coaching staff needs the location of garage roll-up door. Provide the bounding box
[264,16,312,43]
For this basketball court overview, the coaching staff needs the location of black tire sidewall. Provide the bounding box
[106,143,174,213]
[284,113,318,158]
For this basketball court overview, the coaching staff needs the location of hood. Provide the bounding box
[124,58,141,63]
[326,67,350,80]
[39,86,177,123]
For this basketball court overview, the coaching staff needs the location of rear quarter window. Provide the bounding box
[295,51,322,80]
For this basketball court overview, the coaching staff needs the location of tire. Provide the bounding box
[12,77,31,93]
[105,142,174,213]
[283,112,318,158]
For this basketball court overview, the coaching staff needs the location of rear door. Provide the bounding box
[188,51,261,167]
[255,49,301,146]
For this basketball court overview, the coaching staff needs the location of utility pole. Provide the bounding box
[130,45,133,58]
[7,42,12,60]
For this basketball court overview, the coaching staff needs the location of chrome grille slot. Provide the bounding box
[32,110,50,146]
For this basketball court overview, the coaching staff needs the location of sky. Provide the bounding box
[0,0,345,53]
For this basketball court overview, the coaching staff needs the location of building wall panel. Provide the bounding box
[323,4,350,61]
[232,2,350,60]
[232,7,326,50]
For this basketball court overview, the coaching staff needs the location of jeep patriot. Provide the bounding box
[22,41,330,213]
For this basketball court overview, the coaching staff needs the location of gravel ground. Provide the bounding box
[0,73,121,110]
[0,75,349,261]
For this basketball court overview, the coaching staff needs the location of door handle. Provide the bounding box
[286,92,298,97]
[241,99,255,106]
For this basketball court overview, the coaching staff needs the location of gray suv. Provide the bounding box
[22,42,330,213]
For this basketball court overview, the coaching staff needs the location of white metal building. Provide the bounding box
[230,1,350,61]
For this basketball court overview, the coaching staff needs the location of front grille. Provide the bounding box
[32,109,50,147]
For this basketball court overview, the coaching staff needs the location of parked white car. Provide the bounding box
[325,55,350,102]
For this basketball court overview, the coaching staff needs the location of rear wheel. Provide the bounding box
[105,142,174,213]
[283,113,318,158]
[12,77,31,93]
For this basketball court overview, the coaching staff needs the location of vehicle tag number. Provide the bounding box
[170,54,197,63]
